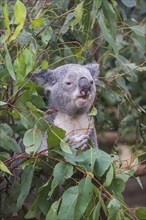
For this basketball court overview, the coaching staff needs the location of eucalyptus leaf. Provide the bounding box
[0,129,21,153]
[102,0,117,39]
[53,162,73,184]
[17,165,34,209]
[46,198,61,220]
[98,11,118,55]
[58,186,78,220]
[0,159,12,175]
[9,0,26,42]
[94,150,112,177]
[74,176,93,219]
[4,44,16,80]
[2,2,10,43]
[135,207,146,220]
[121,0,136,8]
[23,128,42,154]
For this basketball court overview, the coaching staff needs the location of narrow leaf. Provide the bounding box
[102,0,117,39]
[104,165,114,187]
[46,199,61,220]
[4,44,16,80]
[0,160,12,175]
[92,201,101,220]
[17,165,34,209]
[98,11,118,55]
[9,0,26,42]
[2,2,11,43]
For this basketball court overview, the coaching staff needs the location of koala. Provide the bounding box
[31,63,100,150]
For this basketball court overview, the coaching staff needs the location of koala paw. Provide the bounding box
[68,133,89,150]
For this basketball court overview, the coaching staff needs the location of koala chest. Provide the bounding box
[54,113,92,136]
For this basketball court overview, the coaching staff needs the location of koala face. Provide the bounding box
[31,64,99,116]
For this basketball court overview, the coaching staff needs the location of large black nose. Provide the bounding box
[78,77,91,96]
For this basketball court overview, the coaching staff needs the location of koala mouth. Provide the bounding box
[79,95,88,100]
[76,95,91,107]
[78,94,90,99]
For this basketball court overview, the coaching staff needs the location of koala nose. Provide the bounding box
[78,77,91,96]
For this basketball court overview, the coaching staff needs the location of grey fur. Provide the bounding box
[31,63,100,150]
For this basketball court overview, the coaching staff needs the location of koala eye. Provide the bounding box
[90,80,94,85]
[66,82,72,85]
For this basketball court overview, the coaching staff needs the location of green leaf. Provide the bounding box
[53,162,73,184]
[108,198,121,209]
[0,159,12,175]
[107,198,121,219]
[61,12,74,34]
[116,55,138,82]
[130,25,146,37]
[104,165,114,187]
[60,139,72,154]
[102,0,117,39]
[91,0,102,28]
[23,128,42,154]
[74,176,93,219]
[2,2,10,43]
[9,0,26,42]
[41,60,49,69]
[14,47,36,80]
[47,179,58,200]
[0,129,21,153]
[93,186,108,216]
[31,18,45,27]
[94,150,112,177]
[25,197,40,219]
[71,2,84,28]
[17,165,34,209]
[47,125,66,147]
[75,148,99,172]
[98,10,118,55]
[46,198,61,220]
[58,186,78,220]
[113,178,125,192]
[89,106,97,116]
[41,27,53,46]
[121,0,136,8]
[135,207,146,220]
[4,44,16,80]
[92,201,101,220]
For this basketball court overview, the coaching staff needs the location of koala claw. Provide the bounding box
[68,133,89,150]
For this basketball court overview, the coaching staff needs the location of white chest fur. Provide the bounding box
[54,113,92,136]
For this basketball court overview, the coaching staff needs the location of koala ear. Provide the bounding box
[85,63,100,79]
[30,69,57,89]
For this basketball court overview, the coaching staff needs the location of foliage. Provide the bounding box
[0,0,146,219]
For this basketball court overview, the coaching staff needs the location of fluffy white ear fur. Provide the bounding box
[85,64,100,79]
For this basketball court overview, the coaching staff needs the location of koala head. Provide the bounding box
[31,64,100,116]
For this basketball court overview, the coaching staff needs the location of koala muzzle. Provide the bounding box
[78,77,91,96]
